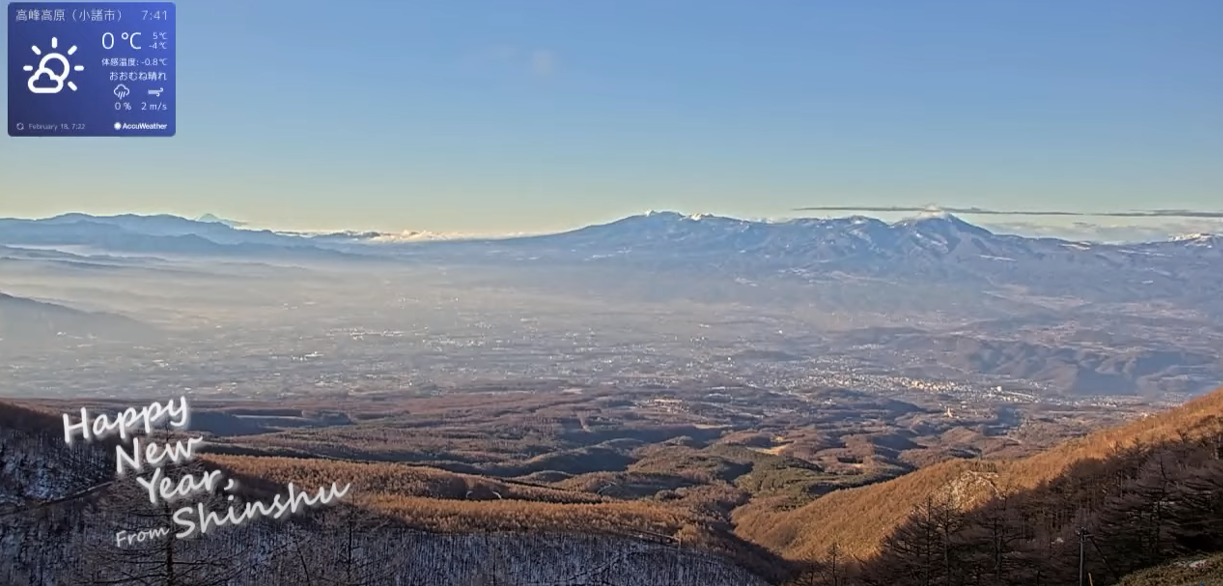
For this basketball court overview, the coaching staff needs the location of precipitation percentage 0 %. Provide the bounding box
[115,101,132,110]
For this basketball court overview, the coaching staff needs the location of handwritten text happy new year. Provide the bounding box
[63,397,350,543]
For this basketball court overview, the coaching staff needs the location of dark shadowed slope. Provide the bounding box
[0,292,157,344]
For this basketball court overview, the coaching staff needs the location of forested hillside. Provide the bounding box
[740,388,1223,561]
[0,402,770,586]
[779,389,1223,585]
[1115,553,1223,586]
[3,389,1222,585]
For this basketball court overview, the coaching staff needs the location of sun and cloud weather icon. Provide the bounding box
[23,36,85,94]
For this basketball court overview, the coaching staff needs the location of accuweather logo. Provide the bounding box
[114,122,169,131]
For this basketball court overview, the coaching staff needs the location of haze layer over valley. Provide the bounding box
[2,211,1220,404]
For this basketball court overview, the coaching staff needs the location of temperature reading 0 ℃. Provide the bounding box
[7,2,176,137]
[102,31,168,50]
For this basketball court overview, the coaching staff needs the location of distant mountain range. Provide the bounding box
[442,211,1222,308]
[0,214,370,261]
[503,210,1221,264]
[5,210,1217,254]
[1,211,1220,312]
[2,211,1220,395]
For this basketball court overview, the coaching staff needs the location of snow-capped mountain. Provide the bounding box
[194,213,246,227]
[434,210,1221,312]
[495,210,1074,266]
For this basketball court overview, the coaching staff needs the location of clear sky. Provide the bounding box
[2,0,1221,234]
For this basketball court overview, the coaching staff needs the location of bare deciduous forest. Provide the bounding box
[3,389,1223,585]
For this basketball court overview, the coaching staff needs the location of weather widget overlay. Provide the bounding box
[7,2,175,137]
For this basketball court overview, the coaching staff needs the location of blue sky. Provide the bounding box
[2,0,1221,234]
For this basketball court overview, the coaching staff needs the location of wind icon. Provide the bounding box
[23,37,85,94]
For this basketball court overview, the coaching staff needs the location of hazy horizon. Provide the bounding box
[4,206,1223,243]
[3,1,1221,236]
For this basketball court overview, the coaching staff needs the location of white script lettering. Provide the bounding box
[116,436,205,477]
[63,397,351,543]
[174,482,351,539]
[62,397,190,444]
[136,465,226,504]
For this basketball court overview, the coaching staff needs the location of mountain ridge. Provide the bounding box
[4,209,1220,301]
[0,291,157,344]
[735,385,1223,563]
[5,210,1218,247]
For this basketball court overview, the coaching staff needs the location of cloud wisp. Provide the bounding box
[793,205,1223,219]
[979,220,1223,243]
[485,45,558,79]
[530,50,557,78]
